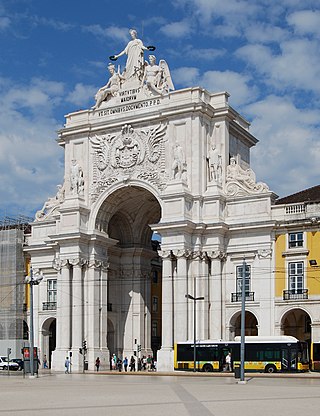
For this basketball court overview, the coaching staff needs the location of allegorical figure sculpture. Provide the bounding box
[35,184,65,221]
[92,64,124,110]
[172,143,187,180]
[226,156,269,195]
[207,144,222,183]
[141,55,174,96]
[70,159,84,196]
[111,29,155,83]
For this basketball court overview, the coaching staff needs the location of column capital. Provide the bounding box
[206,250,227,261]
[158,250,172,259]
[190,250,206,260]
[69,257,88,267]
[172,249,191,259]
[88,259,102,269]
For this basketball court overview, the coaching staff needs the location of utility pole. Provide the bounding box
[240,258,246,382]
[25,266,43,378]
[185,276,204,372]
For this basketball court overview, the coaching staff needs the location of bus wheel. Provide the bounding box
[202,364,213,372]
[265,364,277,373]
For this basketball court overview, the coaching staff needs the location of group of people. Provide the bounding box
[106,353,156,372]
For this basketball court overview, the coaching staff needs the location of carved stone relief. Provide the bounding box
[225,157,269,196]
[35,183,65,222]
[89,123,169,202]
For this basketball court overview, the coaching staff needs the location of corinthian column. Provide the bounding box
[172,249,189,342]
[157,250,174,371]
[57,259,71,350]
[69,258,86,351]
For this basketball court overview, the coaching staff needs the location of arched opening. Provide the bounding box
[96,186,162,359]
[230,311,258,338]
[41,318,56,368]
[281,308,311,345]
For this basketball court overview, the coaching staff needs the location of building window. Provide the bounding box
[152,296,158,313]
[152,270,158,284]
[47,279,57,303]
[288,262,304,293]
[236,265,251,293]
[152,321,158,337]
[288,232,303,248]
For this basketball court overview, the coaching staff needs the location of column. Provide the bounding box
[172,249,189,342]
[52,259,71,371]
[58,260,71,350]
[157,250,174,371]
[70,258,85,352]
[207,251,225,340]
[100,262,109,352]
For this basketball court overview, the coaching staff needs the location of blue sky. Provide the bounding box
[0,0,320,218]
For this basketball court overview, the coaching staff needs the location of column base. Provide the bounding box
[157,348,174,372]
[51,349,72,372]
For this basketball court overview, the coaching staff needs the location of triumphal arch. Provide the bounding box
[27,29,274,371]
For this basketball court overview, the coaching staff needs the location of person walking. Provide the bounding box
[65,357,70,374]
[95,357,100,372]
[43,355,48,369]
[225,352,232,372]
[123,356,128,372]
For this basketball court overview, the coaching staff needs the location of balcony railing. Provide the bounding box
[283,289,308,300]
[42,302,57,311]
[231,292,255,302]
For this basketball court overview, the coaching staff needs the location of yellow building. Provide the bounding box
[273,185,320,346]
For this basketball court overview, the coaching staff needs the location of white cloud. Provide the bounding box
[236,39,320,93]
[66,83,97,107]
[200,70,257,107]
[160,20,193,38]
[171,67,200,86]
[82,24,129,43]
[0,16,10,30]
[0,77,65,215]
[287,10,320,37]
[246,95,320,196]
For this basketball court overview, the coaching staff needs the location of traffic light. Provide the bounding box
[7,348,11,356]
[82,340,87,352]
[79,348,83,355]
[138,344,141,352]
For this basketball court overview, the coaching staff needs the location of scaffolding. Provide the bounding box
[0,215,32,355]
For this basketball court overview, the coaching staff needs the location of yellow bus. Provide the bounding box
[174,336,309,373]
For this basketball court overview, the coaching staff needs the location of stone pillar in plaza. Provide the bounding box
[69,258,86,371]
[207,251,226,340]
[51,259,71,370]
[172,249,189,342]
[157,250,174,371]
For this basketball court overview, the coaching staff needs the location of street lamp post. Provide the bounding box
[25,266,43,378]
[185,276,204,372]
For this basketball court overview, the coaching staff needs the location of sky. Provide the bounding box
[0,0,319,218]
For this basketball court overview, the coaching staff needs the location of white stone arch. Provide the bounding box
[278,306,312,343]
[228,309,259,340]
[88,179,163,232]
[40,317,56,368]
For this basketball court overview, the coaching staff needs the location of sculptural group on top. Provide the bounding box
[92,29,174,110]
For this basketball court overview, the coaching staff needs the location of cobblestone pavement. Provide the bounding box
[0,371,320,416]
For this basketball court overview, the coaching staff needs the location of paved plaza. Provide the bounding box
[0,372,320,416]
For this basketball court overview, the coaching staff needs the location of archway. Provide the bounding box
[230,311,258,338]
[281,308,311,344]
[96,185,162,358]
[41,318,56,368]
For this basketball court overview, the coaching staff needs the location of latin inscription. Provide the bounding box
[98,98,161,117]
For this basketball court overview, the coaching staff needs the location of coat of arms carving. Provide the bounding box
[89,123,168,201]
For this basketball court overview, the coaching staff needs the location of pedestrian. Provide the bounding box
[112,353,117,370]
[130,355,135,372]
[138,357,142,371]
[225,352,232,371]
[65,356,70,374]
[95,357,100,371]
[43,355,48,369]
[117,357,122,372]
[147,354,152,371]
[123,356,128,372]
